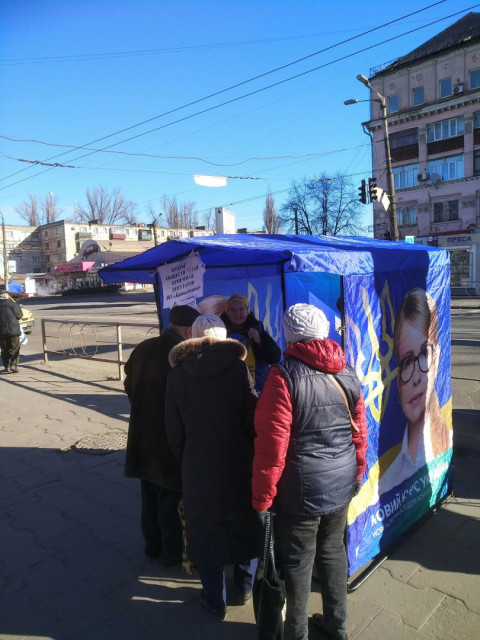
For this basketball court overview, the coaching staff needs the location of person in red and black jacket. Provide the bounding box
[252,303,368,640]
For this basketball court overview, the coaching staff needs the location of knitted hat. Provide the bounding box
[283,303,330,343]
[225,293,249,313]
[192,313,227,339]
[168,304,201,327]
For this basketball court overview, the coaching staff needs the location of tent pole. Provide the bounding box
[153,271,163,331]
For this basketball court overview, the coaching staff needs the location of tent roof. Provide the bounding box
[98,234,449,284]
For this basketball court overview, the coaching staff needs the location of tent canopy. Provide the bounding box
[98,234,449,284]
[99,234,452,581]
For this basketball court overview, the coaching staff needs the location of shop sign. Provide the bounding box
[446,235,472,244]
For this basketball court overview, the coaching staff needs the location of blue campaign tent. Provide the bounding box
[99,234,452,583]
[7,280,23,293]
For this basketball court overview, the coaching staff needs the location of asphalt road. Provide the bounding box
[18,291,480,412]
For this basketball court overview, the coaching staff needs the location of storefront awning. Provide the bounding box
[55,261,95,273]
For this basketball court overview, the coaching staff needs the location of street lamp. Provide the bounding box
[346,74,399,241]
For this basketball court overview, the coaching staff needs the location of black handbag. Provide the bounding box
[252,511,286,640]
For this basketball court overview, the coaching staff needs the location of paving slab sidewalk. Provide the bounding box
[0,354,479,640]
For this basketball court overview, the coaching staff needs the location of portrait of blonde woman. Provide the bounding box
[381,287,451,492]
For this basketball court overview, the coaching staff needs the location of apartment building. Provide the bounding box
[1,219,213,277]
[364,12,480,291]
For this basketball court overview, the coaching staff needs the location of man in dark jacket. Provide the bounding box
[0,292,23,374]
[124,304,200,565]
[252,303,368,640]
[166,314,261,621]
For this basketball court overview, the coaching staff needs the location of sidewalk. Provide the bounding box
[1,355,479,640]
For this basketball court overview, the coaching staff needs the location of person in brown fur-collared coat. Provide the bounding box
[124,304,200,566]
[165,313,262,621]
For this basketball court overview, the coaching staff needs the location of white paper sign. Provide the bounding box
[157,251,205,308]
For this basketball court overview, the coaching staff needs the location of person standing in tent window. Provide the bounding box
[252,303,368,640]
[220,293,281,393]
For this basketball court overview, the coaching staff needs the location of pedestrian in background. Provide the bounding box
[124,304,200,567]
[166,313,262,621]
[221,293,281,393]
[0,292,23,374]
[252,303,368,640]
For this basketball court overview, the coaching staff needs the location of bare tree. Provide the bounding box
[16,193,63,225]
[42,193,63,224]
[263,191,282,233]
[16,195,40,226]
[202,209,216,231]
[75,185,137,224]
[162,195,199,228]
[280,172,365,236]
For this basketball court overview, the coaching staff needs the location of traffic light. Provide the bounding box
[368,177,378,202]
[358,179,367,204]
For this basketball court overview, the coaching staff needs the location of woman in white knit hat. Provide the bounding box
[252,303,368,640]
[165,314,262,621]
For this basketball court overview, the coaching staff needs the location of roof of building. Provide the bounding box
[372,12,480,78]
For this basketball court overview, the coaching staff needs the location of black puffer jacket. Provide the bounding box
[165,337,262,566]
[0,297,22,337]
[274,357,360,516]
[124,327,183,490]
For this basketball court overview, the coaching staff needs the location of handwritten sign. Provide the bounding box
[157,251,205,308]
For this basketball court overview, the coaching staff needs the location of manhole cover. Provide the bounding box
[70,430,128,455]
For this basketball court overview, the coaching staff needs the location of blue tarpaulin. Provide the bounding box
[7,280,23,293]
[99,234,452,579]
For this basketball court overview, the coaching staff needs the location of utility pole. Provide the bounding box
[356,74,399,241]
[0,212,8,291]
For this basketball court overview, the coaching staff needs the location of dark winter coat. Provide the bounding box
[124,327,183,490]
[0,297,22,337]
[220,311,281,393]
[253,339,368,516]
[165,337,262,567]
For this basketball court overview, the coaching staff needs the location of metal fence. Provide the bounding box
[41,319,160,380]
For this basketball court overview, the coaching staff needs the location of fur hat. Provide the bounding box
[283,303,330,343]
[192,313,227,339]
[168,304,201,327]
[225,293,249,313]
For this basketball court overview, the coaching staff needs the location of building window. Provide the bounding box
[439,77,452,98]
[58,253,63,260]
[470,68,480,89]
[112,227,125,234]
[57,240,61,247]
[412,87,424,106]
[44,231,48,237]
[428,155,463,181]
[393,163,419,189]
[34,268,42,273]
[398,206,417,226]
[56,227,61,236]
[79,226,88,233]
[434,200,459,222]
[33,255,40,262]
[390,128,418,149]
[387,94,399,114]
[474,150,480,175]
[45,242,49,249]
[427,117,463,142]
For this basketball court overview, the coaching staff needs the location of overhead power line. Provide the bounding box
[0,1,451,190]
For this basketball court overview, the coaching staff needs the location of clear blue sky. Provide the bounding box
[0,0,475,232]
